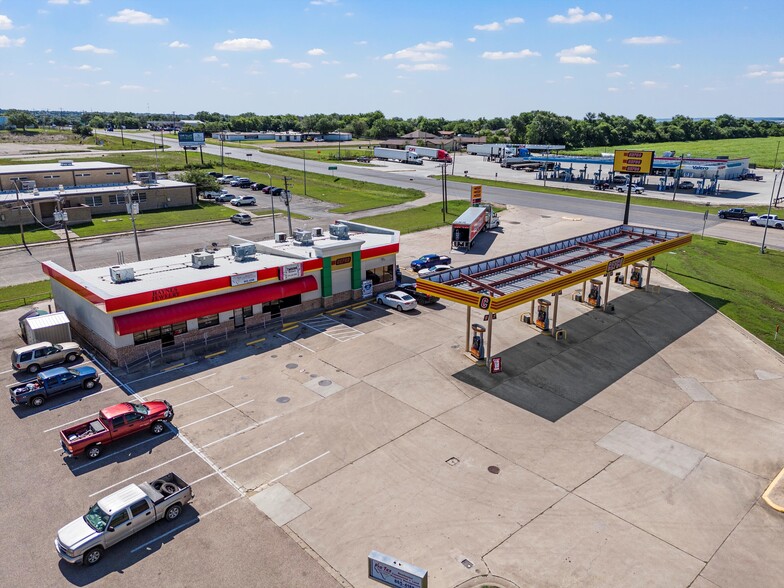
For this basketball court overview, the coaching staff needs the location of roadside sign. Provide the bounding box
[613,150,654,175]
[490,357,502,373]
[368,551,428,588]
[483,313,497,321]
[470,185,482,204]
[328,166,338,171]
[704,209,709,221]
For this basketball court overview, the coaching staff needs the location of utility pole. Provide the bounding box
[12,180,28,251]
[441,164,447,223]
[56,185,76,271]
[282,176,293,237]
[303,151,308,195]
[126,188,142,261]
[220,132,225,176]
[761,165,783,254]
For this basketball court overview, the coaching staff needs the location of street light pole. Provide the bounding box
[220,131,225,176]
[126,188,142,261]
[56,185,76,271]
[265,172,276,234]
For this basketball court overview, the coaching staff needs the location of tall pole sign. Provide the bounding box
[614,150,654,224]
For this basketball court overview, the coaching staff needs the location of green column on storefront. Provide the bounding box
[321,257,332,297]
[351,251,362,290]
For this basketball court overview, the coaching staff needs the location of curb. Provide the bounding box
[762,467,784,513]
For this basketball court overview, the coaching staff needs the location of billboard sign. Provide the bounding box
[178,131,206,148]
[368,551,427,588]
[613,150,654,175]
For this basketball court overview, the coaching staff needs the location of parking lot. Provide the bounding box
[2,206,784,587]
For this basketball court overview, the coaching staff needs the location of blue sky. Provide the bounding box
[2,1,783,119]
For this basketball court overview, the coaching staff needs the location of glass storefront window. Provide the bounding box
[365,264,394,284]
[198,314,220,329]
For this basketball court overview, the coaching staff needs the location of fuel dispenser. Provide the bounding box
[535,298,551,331]
[587,279,603,307]
[470,323,486,360]
[629,263,644,289]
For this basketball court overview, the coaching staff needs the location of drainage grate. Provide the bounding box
[461,558,474,569]
[276,396,290,403]
[488,465,500,474]
[285,363,298,369]
[446,457,460,466]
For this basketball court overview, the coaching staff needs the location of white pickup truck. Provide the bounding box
[55,472,193,566]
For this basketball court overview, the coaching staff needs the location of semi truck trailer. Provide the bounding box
[407,146,452,163]
[373,147,423,165]
[451,203,500,250]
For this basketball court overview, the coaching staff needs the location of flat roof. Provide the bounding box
[0,179,193,203]
[416,224,691,312]
[0,161,130,175]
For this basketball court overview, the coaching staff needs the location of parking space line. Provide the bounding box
[246,337,266,346]
[65,432,177,469]
[300,314,364,342]
[267,450,331,485]
[276,333,314,353]
[42,375,221,433]
[178,400,255,429]
[129,496,243,554]
[0,368,14,375]
[138,372,217,400]
[89,450,194,497]
[204,350,226,359]
[124,361,200,385]
[171,385,234,409]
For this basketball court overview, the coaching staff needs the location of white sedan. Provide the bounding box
[375,291,418,312]
[417,264,453,277]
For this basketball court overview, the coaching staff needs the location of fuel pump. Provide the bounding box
[470,323,486,360]
[587,279,603,307]
[629,263,644,289]
[535,298,551,331]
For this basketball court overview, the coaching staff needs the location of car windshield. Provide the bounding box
[128,402,149,415]
[84,504,110,531]
[399,294,415,302]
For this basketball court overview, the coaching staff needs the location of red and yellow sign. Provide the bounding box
[331,255,353,270]
[613,150,654,175]
[470,185,482,204]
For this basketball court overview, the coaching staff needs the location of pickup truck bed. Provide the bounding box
[138,472,189,505]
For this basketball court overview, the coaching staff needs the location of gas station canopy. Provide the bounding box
[416,225,691,313]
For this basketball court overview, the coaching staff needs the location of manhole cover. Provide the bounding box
[271,354,278,358]
[318,379,333,387]
[276,396,290,404]
[488,465,500,474]
[508,221,521,225]
[451,344,459,349]
[286,363,298,369]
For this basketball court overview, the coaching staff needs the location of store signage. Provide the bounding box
[478,295,491,310]
[470,185,482,204]
[613,150,654,175]
[231,272,257,287]
[332,255,353,270]
[490,356,502,373]
[279,263,303,281]
[368,551,427,588]
[607,256,624,273]
[362,279,373,299]
[151,287,180,302]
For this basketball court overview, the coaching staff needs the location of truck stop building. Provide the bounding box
[42,221,399,365]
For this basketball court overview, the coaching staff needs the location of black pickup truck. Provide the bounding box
[717,208,755,220]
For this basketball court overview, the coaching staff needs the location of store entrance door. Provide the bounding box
[268,300,281,319]
[233,308,245,328]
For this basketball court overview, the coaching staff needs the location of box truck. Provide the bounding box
[407,146,452,163]
[373,147,423,165]
[451,204,499,250]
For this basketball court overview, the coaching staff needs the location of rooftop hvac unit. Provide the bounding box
[109,265,135,283]
[312,227,323,237]
[20,180,36,191]
[329,224,349,239]
[293,229,313,245]
[58,160,74,166]
[135,171,157,185]
[191,252,215,268]
[274,232,287,243]
[231,243,256,261]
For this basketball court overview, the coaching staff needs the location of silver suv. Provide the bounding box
[12,341,83,373]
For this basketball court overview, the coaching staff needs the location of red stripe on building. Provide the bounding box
[42,263,105,306]
[112,275,317,335]
[361,243,399,260]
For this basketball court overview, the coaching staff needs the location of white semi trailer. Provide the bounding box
[373,147,423,165]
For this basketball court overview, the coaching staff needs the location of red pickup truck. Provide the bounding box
[60,400,174,459]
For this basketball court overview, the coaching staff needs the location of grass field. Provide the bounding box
[566,136,784,168]
[354,200,503,234]
[265,146,375,163]
[655,237,784,354]
[0,280,52,312]
[0,226,59,247]
[70,202,237,237]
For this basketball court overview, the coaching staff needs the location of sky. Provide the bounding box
[1,0,783,120]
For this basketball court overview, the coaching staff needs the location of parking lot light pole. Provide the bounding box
[282,176,293,237]
[265,172,276,234]
[126,188,142,261]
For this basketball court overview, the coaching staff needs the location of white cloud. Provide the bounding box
[214,38,272,51]
[72,44,115,54]
[273,58,290,64]
[108,9,168,25]
[474,22,502,31]
[48,60,56,64]
[467,37,476,43]
[343,72,359,79]
[396,63,448,71]
[641,80,660,87]
[606,71,623,77]
[76,64,101,71]
[0,15,13,29]
[505,17,524,25]
[202,55,219,63]
[291,62,312,69]
[392,89,403,94]
[548,7,612,24]
[120,84,144,91]
[607,87,619,92]
[0,35,26,48]
[355,40,367,45]
[702,86,717,91]
[321,60,340,64]
[670,63,681,69]
[307,48,325,56]
[768,78,784,84]
[623,36,675,45]
[556,44,597,64]
[310,0,337,4]
[48,0,69,4]
[779,57,784,65]
[744,70,768,78]
[383,40,452,62]
[563,75,574,80]
[169,41,189,49]
[482,49,540,60]
[98,80,111,85]
[75,0,91,4]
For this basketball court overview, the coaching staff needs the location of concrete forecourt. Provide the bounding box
[1,203,783,588]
